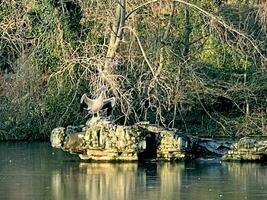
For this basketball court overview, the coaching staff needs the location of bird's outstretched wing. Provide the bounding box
[103,97,115,107]
[80,93,94,111]
[102,97,115,116]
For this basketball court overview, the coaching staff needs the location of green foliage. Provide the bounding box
[0,1,8,21]
[0,0,266,140]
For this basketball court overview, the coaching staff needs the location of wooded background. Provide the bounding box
[0,0,266,140]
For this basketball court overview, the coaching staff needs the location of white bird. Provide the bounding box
[80,86,115,117]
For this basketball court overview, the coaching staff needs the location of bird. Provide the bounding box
[80,85,115,118]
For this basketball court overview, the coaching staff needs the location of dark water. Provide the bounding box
[0,143,267,200]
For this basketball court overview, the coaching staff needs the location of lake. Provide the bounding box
[0,142,267,200]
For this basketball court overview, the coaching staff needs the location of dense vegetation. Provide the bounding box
[0,0,266,140]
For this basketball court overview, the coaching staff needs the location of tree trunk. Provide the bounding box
[183,1,191,61]
[104,0,126,73]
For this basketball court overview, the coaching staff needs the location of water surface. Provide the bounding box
[0,142,267,200]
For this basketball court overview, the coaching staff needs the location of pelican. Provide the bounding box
[80,86,115,117]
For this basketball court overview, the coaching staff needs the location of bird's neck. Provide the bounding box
[99,91,105,100]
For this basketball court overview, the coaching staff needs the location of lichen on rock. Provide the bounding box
[50,118,147,161]
[50,118,193,162]
[156,130,188,161]
[52,118,267,162]
[222,137,267,161]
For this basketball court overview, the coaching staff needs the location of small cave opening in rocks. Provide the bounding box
[138,133,157,161]
[97,130,100,146]
[260,155,267,162]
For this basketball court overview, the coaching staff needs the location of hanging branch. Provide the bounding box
[173,0,267,62]
[125,0,266,62]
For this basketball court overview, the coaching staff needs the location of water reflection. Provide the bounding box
[51,163,184,200]
[222,162,267,199]
[0,143,267,200]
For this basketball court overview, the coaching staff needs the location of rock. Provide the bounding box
[222,137,267,162]
[197,138,232,156]
[156,130,190,161]
[63,132,85,154]
[51,119,267,163]
[50,118,193,162]
[50,127,65,148]
[50,118,147,161]
[236,137,256,149]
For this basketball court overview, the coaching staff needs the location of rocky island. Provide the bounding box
[50,117,267,162]
[50,118,192,161]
